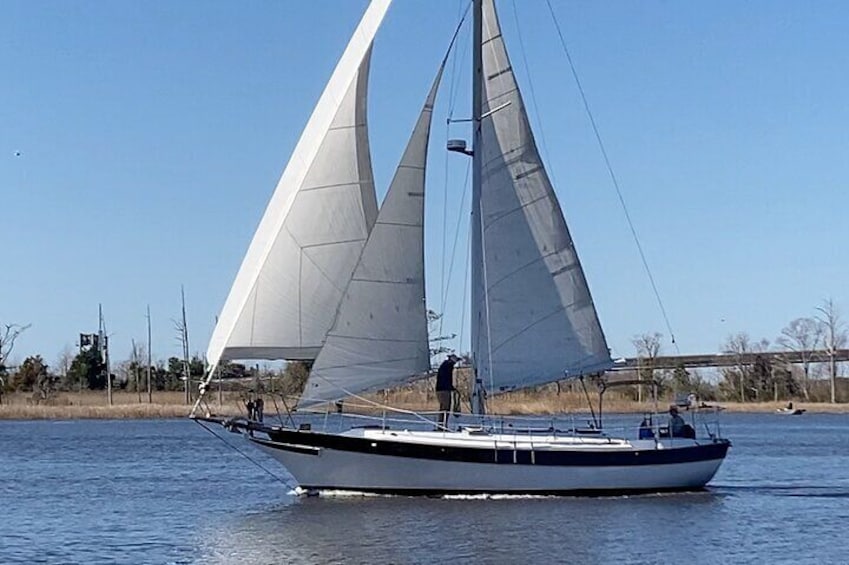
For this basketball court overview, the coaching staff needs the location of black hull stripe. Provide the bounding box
[264,428,730,467]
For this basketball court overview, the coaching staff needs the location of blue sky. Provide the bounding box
[2,0,847,369]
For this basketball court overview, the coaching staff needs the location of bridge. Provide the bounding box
[612,349,849,371]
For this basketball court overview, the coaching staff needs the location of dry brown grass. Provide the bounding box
[359,386,849,415]
[0,391,246,420]
[2,388,848,420]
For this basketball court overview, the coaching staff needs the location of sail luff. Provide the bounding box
[472,0,612,392]
[299,65,446,406]
[206,1,392,369]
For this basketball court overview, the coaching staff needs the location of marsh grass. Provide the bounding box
[2,384,847,420]
[0,391,245,420]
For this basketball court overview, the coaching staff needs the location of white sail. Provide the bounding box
[472,0,612,392]
[300,66,444,406]
[206,1,392,368]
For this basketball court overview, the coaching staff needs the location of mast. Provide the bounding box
[470,0,487,415]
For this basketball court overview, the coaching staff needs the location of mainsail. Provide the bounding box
[472,0,612,392]
[300,66,444,406]
[206,1,392,369]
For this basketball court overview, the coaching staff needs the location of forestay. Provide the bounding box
[206,1,392,369]
[472,0,612,392]
[300,65,445,406]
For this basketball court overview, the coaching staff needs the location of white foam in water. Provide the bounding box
[291,487,386,498]
[288,488,688,500]
[442,493,556,500]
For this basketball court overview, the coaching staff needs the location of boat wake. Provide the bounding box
[288,488,715,500]
[713,484,849,498]
[291,487,386,498]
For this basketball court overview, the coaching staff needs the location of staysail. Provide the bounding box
[472,0,612,393]
[300,66,444,406]
[206,1,392,369]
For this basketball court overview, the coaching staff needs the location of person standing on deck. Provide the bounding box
[255,396,264,423]
[436,354,459,429]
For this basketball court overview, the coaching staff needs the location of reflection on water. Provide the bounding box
[197,492,729,565]
[2,415,849,564]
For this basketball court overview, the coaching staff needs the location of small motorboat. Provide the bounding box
[776,406,806,415]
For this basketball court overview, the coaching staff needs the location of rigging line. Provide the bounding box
[440,0,473,335]
[441,125,449,329]
[439,158,472,338]
[509,0,557,186]
[479,176,496,396]
[194,419,295,488]
[458,217,472,354]
[303,372,440,427]
[544,0,679,352]
[447,1,472,118]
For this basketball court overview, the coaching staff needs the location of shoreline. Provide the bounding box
[1,391,847,420]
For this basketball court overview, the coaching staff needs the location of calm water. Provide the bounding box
[2,414,848,564]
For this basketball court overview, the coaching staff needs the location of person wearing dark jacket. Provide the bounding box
[436,354,459,429]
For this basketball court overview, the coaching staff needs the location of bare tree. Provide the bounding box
[816,299,847,404]
[173,285,191,405]
[776,317,823,401]
[427,309,456,360]
[55,346,74,381]
[172,316,190,405]
[0,323,31,373]
[632,332,662,403]
[722,333,755,402]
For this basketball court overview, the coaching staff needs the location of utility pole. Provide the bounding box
[77,332,92,401]
[146,305,153,404]
[131,339,141,403]
[99,304,112,406]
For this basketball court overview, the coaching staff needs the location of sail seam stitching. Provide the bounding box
[300,180,373,193]
[325,336,422,344]
[300,247,350,295]
[350,278,419,284]
[482,192,549,230]
[489,305,569,354]
[374,221,422,228]
[326,123,367,132]
[482,33,503,46]
[312,355,425,373]
[300,237,367,250]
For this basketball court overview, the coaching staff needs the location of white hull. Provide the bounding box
[250,427,729,495]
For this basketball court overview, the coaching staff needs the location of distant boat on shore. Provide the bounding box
[777,403,806,415]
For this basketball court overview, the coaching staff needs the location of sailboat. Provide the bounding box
[193,0,730,495]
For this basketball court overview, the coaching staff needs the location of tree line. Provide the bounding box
[0,322,310,404]
[2,299,846,405]
[631,299,848,404]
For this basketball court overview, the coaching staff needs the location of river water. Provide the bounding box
[2,413,847,564]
